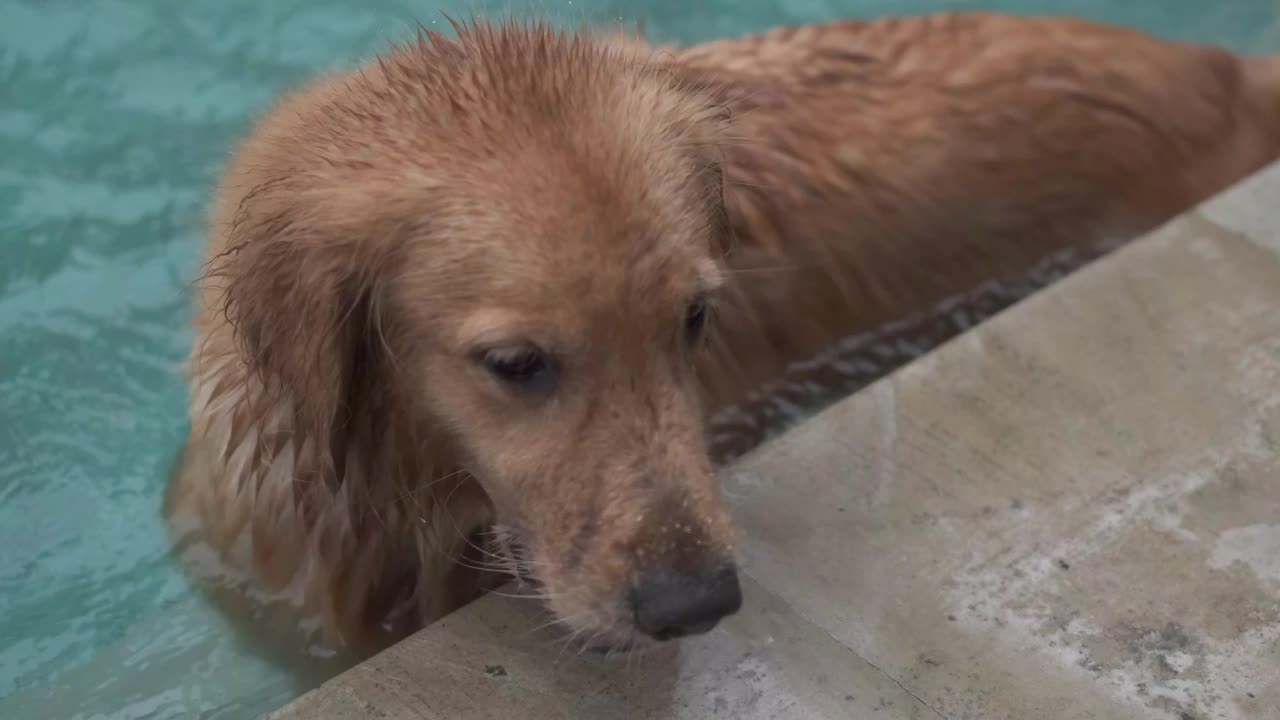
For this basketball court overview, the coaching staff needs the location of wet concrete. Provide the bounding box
[270,165,1280,720]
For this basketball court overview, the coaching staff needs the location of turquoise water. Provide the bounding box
[2,1,1278,717]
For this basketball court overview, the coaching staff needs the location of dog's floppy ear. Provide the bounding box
[657,63,742,256]
[206,175,385,483]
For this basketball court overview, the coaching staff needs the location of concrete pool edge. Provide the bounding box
[267,161,1280,720]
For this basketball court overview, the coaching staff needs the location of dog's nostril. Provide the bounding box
[631,564,742,641]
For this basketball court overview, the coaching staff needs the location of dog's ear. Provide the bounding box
[699,140,733,259]
[658,64,741,257]
[206,175,385,483]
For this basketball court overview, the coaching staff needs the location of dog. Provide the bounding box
[165,12,1280,657]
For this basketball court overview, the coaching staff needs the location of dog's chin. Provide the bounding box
[490,530,659,658]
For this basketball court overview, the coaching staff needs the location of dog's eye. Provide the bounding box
[684,300,708,343]
[478,345,556,393]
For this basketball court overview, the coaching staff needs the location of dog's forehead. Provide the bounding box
[436,240,718,353]
[476,218,714,310]
[419,183,720,351]
[447,146,718,293]
[395,152,722,348]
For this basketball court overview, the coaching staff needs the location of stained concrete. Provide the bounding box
[270,164,1280,720]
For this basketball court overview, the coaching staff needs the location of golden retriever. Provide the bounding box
[166,12,1280,656]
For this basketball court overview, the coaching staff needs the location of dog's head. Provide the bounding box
[212,21,741,651]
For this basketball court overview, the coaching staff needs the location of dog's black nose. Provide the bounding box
[631,564,742,641]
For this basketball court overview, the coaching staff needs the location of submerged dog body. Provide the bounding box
[168,13,1280,653]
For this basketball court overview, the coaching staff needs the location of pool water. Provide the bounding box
[1,1,1277,717]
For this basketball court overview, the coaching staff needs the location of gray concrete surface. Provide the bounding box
[269,164,1280,720]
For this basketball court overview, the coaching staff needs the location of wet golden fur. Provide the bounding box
[167,13,1280,653]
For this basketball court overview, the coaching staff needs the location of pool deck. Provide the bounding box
[268,164,1280,720]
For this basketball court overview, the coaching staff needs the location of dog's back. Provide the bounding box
[685,13,1280,405]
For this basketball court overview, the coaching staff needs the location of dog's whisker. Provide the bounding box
[433,472,508,572]
[484,587,562,601]
[522,611,578,638]
[578,627,613,658]
[721,264,801,276]
[554,625,593,660]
